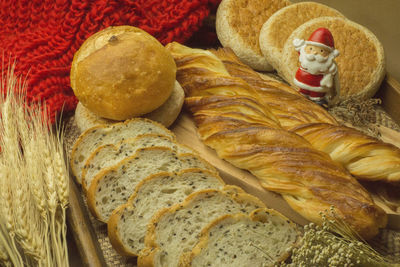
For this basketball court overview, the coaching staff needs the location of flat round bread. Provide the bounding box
[75,81,185,132]
[216,0,290,71]
[259,2,344,74]
[281,16,385,100]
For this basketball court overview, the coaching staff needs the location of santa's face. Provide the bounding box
[299,44,335,75]
[305,44,330,57]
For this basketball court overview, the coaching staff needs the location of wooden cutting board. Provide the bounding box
[171,111,400,229]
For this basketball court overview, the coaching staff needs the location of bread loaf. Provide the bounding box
[74,81,185,132]
[87,147,216,222]
[70,118,175,184]
[81,134,194,192]
[179,209,299,267]
[165,42,386,239]
[138,186,266,267]
[215,47,400,183]
[70,26,176,120]
[107,168,225,256]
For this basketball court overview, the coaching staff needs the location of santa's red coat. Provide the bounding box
[293,68,328,93]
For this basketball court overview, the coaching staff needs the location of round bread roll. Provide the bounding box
[75,81,185,133]
[259,2,344,74]
[216,0,290,71]
[281,17,385,100]
[70,26,176,120]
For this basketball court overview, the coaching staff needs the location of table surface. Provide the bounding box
[293,0,400,82]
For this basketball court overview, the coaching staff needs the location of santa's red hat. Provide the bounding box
[305,28,339,57]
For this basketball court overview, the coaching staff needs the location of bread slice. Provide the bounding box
[86,147,217,222]
[180,208,300,267]
[107,168,225,257]
[137,186,266,267]
[74,81,185,133]
[259,2,344,74]
[281,16,385,100]
[81,134,194,192]
[216,0,290,71]
[70,118,175,184]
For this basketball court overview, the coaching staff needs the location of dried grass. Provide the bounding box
[0,61,70,266]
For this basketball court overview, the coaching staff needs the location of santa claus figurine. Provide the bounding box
[293,28,340,106]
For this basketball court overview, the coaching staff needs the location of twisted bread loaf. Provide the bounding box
[214,48,400,183]
[166,42,386,239]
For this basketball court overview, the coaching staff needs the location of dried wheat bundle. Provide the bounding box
[283,207,397,267]
[0,62,69,267]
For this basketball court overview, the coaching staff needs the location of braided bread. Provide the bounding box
[166,42,386,239]
[214,48,400,183]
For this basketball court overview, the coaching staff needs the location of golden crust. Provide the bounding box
[259,2,344,72]
[74,81,185,131]
[212,47,338,128]
[281,17,385,100]
[71,26,176,120]
[167,42,387,239]
[215,49,400,180]
[292,123,400,183]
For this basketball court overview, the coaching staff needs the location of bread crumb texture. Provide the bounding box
[227,0,290,52]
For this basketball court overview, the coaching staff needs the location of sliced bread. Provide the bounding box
[180,208,300,267]
[86,147,217,222]
[259,2,344,74]
[216,0,290,71]
[70,118,175,184]
[137,186,266,267]
[281,16,385,100]
[107,168,225,257]
[81,134,194,192]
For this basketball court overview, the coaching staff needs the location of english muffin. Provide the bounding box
[281,16,385,100]
[259,2,344,74]
[216,0,290,71]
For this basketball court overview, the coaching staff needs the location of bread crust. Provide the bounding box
[86,146,179,222]
[215,42,400,184]
[71,26,176,120]
[70,117,176,183]
[166,42,387,240]
[107,168,225,257]
[179,208,301,266]
[86,147,218,222]
[74,81,185,133]
[81,133,178,193]
[138,186,265,266]
[281,16,385,100]
[259,2,344,73]
[216,0,290,71]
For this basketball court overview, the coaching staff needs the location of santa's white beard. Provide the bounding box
[299,46,335,75]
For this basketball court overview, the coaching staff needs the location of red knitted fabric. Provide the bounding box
[0,0,221,123]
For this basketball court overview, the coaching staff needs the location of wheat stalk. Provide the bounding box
[0,59,70,267]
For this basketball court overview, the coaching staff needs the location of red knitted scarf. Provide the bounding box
[0,0,221,123]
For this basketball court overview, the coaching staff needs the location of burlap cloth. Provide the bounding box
[64,105,400,266]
